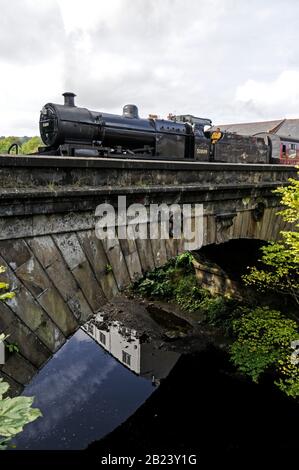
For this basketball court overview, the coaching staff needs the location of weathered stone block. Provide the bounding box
[101,238,130,290]
[0,239,32,270]
[16,256,51,297]
[0,216,33,240]
[231,212,243,240]
[164,239,174,260]
[3,319,51,368]
[5,286,45,332]
[0,256,66,352]
[77,230,119,299]
[46,258,78,301]
[42,252,94,322]
[35,318,65,353]
[175,237,185,255]
[150,237,167,267]
[27,235,61,268]
[67,290,93,322]
[32,212,95,237]
[135,238,155,273]
[38,288,78,336]
[260,207,272,241]
[119,239,143,281]
[53,233,86,270]
[71,260,105,312]
[1,353,37,386]
[206,215,216,245]
[0,301,15,332]
[265,208,278,241]
[0,371,23,397]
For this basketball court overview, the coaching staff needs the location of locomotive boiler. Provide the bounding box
[39,92,205,159]
[39,92,277,164]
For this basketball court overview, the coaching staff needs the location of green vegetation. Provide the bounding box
[0,379,42,449]
[235,174,299,396]
[135,252,211,309]
[0,137,22,154]
[21,136,42,154]
[134,252,239,325]
[0,266,15,301]
[0,136,43,155]
[105,264,113,274]
[230,307,299,397]
[5,343,19,354]
[134,246,299,397]
[0,266,41,449]
[243,174,299,307]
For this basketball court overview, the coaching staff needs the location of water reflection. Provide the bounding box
[11,316,179,450]
[83,314,180,385]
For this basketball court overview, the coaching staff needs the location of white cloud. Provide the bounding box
[1,0,299,135]
[0,0,64,64]
[236,71,299,118]
[0,59,64,135]
[56,0,122,34]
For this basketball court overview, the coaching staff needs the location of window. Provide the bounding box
[122,351,131,366]
[282,144,286,157]
[290,143,296,150]
[87,323,94,334]
[99,331,106,345]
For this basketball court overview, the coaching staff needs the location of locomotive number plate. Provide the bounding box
[196,148,208,154]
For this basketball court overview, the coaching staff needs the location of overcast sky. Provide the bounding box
[1,0,299,135]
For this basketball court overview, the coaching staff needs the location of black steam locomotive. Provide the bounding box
[38,92,281,164]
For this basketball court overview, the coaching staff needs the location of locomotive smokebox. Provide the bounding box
[63,92,76,107]
[123,104,139,119]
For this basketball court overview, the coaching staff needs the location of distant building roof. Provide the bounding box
[215,118,299,140]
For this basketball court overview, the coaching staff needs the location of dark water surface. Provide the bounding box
[13,328,156,450]
[6,310,298,464]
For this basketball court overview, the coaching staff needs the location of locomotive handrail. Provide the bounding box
[7,142,19,155]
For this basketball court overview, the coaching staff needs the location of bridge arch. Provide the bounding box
[0,156,296,392]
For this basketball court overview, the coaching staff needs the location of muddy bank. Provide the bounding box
[94,294,228,355]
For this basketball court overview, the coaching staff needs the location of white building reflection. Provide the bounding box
[83,314,180,385]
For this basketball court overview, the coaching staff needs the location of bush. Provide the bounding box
[134,253,206,306]
[134,253,235,318]
[0,379,42,449]
[243,174,299,307]
[230,307,299,396]
[200,296,239,327]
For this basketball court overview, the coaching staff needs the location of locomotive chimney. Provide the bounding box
[123,104,139,119]
[63,92,76,107]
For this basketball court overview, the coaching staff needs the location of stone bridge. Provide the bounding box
[0,154,296,394]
